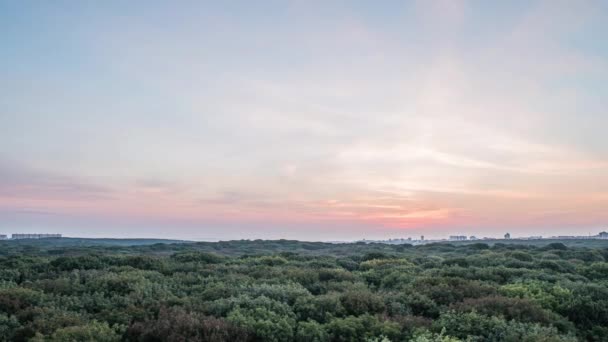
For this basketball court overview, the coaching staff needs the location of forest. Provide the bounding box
[0,239,607,341]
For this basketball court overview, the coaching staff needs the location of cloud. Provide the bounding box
[1,2,607,239]
[0,161,111,200]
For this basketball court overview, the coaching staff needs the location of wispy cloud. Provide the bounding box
[0,161,111,200]
[1,1,607,239]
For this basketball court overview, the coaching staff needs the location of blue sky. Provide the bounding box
[1,1,607,240]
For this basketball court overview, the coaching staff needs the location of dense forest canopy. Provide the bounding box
[0,239,607,341]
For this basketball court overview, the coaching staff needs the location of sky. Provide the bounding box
[1,1,608,241]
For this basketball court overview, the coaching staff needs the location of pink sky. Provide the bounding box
[1,1,608,240]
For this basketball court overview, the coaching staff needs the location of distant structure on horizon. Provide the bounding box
[11,234,62,239]
[550,232,608,239]
[0,234,7,240]
[358,230,608,246]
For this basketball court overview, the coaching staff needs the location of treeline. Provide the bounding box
[0,240,607,341]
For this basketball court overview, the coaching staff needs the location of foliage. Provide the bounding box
[0,239,606,341]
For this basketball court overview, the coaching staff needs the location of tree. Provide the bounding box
[296,320,329,342]
[48,321,120,342]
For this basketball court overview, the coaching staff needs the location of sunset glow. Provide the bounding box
[1,1,607,240]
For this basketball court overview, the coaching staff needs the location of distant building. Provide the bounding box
[11,234,62,239]
[599,232,608,239]
[504,233,511,239]
[449,235,467,241]
[0,234,7,240]
[420,235,424,241]
[554,235,592,240]
[469,236,477,240]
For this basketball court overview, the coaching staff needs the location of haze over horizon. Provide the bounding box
[1,1,608,241]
